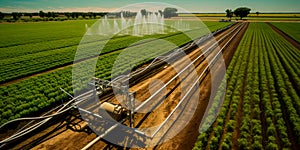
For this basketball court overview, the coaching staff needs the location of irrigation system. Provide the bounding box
[0,22,246,149]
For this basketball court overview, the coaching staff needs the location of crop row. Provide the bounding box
[0,21,230,60]
[0,20,95,48]
[193,22,300,150]
[0,31,191,83]
[0,33,175,83]
[271,22,300,43]
[0,22,231,83]
[0,22,232,125]
[0,35,180,124]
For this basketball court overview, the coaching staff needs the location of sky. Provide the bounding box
[0,0,299,13]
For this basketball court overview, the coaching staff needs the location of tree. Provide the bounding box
[158,10,163,16]
[47,12,51,18]
[72,12,78,19]
[163,7,178,18]
[39,10,45,18]
[256,11,260,16]
[12,12,18,20]
[72,12,79,19]
[65,12,71,19]
[82,13,86,19]
[87,12,92,18]
[233,7,251,20]
[52,12,56,18]
[225,9,233,20]
[141,9,147,16]
[0,12,4,20]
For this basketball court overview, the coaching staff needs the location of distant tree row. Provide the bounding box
[128,7,178,18]
[0,11,109,22]
[225,7,251,20]
[0,7,179,22]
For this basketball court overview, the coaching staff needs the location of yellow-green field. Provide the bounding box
[179,13,300,17]
[247,13,300,17]
[178,13,300,21]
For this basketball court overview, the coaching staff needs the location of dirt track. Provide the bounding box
[151,22,248,150]
[3,22,248,150]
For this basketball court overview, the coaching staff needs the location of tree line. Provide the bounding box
[225,7,251,20]
[0,7,178,22]
[0,11,109,22]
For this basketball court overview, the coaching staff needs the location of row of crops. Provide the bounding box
[0,20,95,48]
[0,33,181,83]
[0,21,231,83]
[271,22,300,43]
[193,22,300,149]
[0,21,231,125]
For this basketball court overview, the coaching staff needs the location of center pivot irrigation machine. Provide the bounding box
[63,22,242,148]
[86,77,136,128]
[0,22,239,149]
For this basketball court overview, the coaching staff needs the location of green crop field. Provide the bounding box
[0,20,95,48]
[1,13,299,150]
[0,20,231,125]
[271,22,300,43]
[193,22,300,150]
[0,20,231,83]
[0,0,300,149]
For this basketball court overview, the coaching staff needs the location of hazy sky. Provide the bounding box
[0,0,299,13]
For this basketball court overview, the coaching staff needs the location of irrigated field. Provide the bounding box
[193,22,300,149]
[0,18,299,150]
[271,22,300,43]
[0,21,230,83]
[0,20,231,125]
[0,21,246,150]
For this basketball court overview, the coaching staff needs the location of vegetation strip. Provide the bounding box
[193,22,300,150]
[0,22,232,125]
[0,22,231,83]
[267,22,300,50]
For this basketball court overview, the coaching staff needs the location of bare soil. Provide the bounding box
[91,23,247,150]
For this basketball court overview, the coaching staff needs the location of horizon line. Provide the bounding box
[1,11,300,14]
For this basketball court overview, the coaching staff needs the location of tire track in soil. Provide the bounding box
[79,23,243,149]
[184,23,244,150]
[154,23,248,150]
[95,24,240,149]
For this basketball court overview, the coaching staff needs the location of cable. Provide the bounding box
[0,91,87,144]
